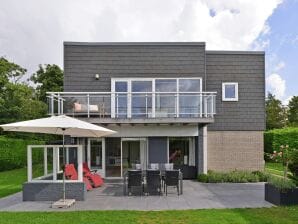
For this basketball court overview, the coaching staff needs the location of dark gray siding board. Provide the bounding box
[206,53,265,131]
[148,137,168,164]
[64,44,206,92]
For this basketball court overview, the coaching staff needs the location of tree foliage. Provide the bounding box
[288,96,298,127]
[0,57,26,85]
[0,57,47,124]
[266,93,287,130]
[30,64,63,102]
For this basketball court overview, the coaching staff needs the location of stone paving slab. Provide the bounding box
[0,180,273,211]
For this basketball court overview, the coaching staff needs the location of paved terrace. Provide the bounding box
[0,180,272,211]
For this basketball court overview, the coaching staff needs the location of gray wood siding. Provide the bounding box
[206,52,265,131]
[64,43,206,92]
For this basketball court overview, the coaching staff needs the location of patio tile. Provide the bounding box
[0,180,273,211]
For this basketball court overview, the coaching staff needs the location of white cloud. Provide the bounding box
[266,73,286,99]
[0,0,282,79]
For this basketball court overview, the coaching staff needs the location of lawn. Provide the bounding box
[0,165,43,198]
[265,162,289,177]
[0,207,298,224]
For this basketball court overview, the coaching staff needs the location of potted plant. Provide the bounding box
[265,145,298,205]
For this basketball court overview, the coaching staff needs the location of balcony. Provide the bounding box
[47,91,216,124]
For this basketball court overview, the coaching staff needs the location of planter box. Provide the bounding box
[265,183,298,205]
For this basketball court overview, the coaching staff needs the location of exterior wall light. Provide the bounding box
[95,74,100,80]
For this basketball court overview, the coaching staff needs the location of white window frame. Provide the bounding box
[111,77,203,118]
[222,82,238,101]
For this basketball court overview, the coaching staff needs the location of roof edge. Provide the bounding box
[206,50,265,55]
[64,41,206,46]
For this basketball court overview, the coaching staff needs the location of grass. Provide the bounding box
[265,162,293,178]
[0,207,297,224]
[0,165,44,198]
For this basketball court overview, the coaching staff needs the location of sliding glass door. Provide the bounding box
[121,138,148,176]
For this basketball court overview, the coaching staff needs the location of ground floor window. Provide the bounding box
[90,139,102,169]
[169,137,195,166]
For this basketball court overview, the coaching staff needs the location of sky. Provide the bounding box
[0,0,297,104]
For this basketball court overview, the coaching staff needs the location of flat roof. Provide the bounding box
[64,41,206,46]
[206,50,265,55]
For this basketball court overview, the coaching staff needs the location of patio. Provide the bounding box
[0,180,272,211]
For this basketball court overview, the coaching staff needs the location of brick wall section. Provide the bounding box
[64,42,206,92]
[207,131,264,171]
[206,52,265,131]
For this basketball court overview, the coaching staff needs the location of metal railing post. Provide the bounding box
[51,94,54,116]
[176,92,179,118]
[57,93,60,115]
[87,94,90,118]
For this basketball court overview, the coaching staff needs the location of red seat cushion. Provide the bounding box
[83,163,104,187]
[65,164,93,190]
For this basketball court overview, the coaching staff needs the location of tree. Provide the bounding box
[288,96,298,126]
[0,57,47,124]
[30,64,63,102]
[0,57,26,85]
[266,93,287,130]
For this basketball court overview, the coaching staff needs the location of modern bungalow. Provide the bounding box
[48,42,265,180]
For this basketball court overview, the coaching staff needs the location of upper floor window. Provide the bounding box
[222,82,238,101]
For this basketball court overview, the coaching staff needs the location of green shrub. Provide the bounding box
[197,170,269,183]
[289,149,298,178]
[197,174,208,183]
[0,136,44,171]
[268,176,297,190]
[264,128,298,157]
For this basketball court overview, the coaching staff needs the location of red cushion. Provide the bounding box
[84,177,93,191]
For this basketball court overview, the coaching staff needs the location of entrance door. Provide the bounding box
[88,138,105,177]
[121,138,147,176]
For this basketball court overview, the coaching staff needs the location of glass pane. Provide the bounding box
[132,81,152,118]
[132,81,152,92]
[155,79,177,92]
[90,140,102,169]
[115,81,128,118]
[122,141,140,175]
[115,81,127,92]
[169,138,189,166]
[179,94,200,117]
[179,79,201,92]
[225,84,236,98]
[105,138,121,177]
[155,94,176,117]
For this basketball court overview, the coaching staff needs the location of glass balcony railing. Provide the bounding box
[47,91,216,119]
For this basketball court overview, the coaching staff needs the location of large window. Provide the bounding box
[112,78,202,118]
[131,81,152,117]
[222,82,238,101]
[168,137,195,166]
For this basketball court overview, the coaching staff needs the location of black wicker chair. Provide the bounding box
[164,170,180,196]
[127,170,143,195]
[146,170,161,195]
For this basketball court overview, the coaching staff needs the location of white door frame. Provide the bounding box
[121,137,148,177]
[87,138,105,177]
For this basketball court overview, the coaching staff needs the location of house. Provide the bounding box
[48,42,265,179]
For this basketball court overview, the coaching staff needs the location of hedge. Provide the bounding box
[0,136,44,171]
[264,128,298,154]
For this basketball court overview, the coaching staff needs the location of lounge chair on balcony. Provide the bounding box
[64,164,93,191]
[83,162,104,187]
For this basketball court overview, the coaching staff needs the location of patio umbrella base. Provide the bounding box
[52,199,76,209]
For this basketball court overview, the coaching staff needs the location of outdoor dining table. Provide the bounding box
[123,169,183,195]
